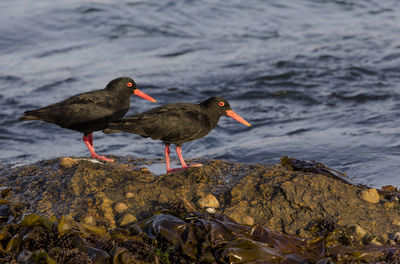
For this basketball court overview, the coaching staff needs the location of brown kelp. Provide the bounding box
[1,196,400,263]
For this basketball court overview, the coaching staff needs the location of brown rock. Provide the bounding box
[3,155,400,245]
[348,225,367,240]
[59,157,78,169]
[393,220,400,226]
[125,192,134,199]
[242,215,255,226]
[206,207,216,213]
[197,193,219,208]
[393,232,400,242]
[225,201,250,224]
[370,237,383,246]
[360,189,380,204]
[114,202,128,213]
[139,167,151,174]
[382,185,397,192]
[83,215,95,226]
[119,214,137,226]
[105,178,114,185]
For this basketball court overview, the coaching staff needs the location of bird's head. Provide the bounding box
[201,96,251,127]
[106,77,156,103]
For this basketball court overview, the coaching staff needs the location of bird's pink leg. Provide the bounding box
[165,144,172,172]
[88,133,94,147]
[165,145,203,173]
[83,134,113,162]
[175,145,203,171]
[176,145,188,169]
[165,144,186,173]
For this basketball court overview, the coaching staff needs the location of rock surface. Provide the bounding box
[360,188,380,203]
[197,193,220,208]
[114,202,128,214]
[118,213,137,226]
[1,155,400,246]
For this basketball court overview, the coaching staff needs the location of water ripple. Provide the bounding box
[0,0,400,188]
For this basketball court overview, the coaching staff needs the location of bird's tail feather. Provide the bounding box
[103,128,123,134]
[103,118,142,134]
[18,111,40,121]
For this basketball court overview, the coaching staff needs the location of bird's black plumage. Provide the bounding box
[104,96,250,172]
[105,96,231,145]
[19,77,156,162]
[19,77,137,134]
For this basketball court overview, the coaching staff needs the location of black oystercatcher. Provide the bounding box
[104,96,251,173]
[19,77,156,162]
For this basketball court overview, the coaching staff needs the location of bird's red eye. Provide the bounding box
[219,102,225,107]
[127,82,133,87]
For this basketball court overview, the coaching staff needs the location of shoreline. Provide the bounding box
[1,156,400,262]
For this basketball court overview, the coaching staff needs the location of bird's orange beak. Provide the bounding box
[133,89,157,103]
[226,110,251,127]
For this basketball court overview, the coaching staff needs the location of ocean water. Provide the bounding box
[1,0,400,188]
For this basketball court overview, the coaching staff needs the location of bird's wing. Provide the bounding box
[23,90,123,127]
[106,103,212,144]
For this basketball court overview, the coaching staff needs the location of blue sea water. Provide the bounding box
[1,0,400,188]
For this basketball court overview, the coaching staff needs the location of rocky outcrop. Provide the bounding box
[1,155,400,248]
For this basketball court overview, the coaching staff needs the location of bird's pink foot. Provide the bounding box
[166,163,203,173]
[91,154,114,163]
[167,167,184,173]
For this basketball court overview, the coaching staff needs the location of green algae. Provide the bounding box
[20,213,55,231]
[32,250,57,264]
[58,215,107,238]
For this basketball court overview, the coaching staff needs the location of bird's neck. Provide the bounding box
[201,104,222,129]
[107,89,131,103]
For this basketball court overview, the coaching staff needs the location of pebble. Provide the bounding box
[393,220,400,226]
[59,157,78,169]
[119,214,137,226]
[83,215,95,226]
[125,192,134,199]
[381,185,397,192]
[114,202,128,213]
[197,193,220,208]
[359,188,380,204]
[393,232,400,242]
[206,208,216,213]
[250,200,258,206]
[105,178,114,185]
[370,237,383,246]
[348,225,367,240]
[139,167,151,174]
[242,215,255,226]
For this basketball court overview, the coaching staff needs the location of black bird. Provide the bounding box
[104,96,251,172]
[19,77,156,162]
